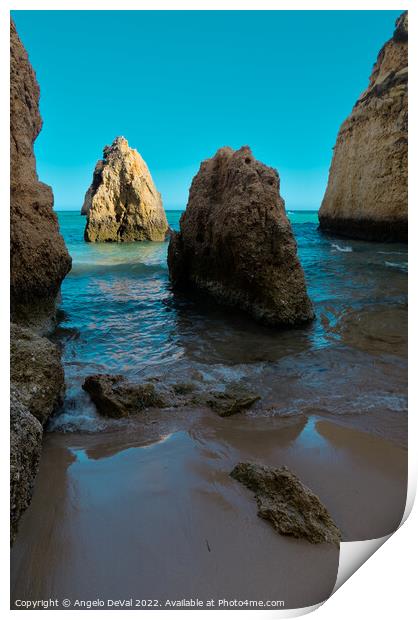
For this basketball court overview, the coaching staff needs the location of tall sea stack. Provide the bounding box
[319,11,408,242]
[10,20,71,543]
[168,146,314,326]
[83,137,169,242]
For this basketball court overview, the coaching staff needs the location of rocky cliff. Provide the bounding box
[10,20,71,543]
[168,146,314,326]
[11,21,71,324]
[83,137,169,242]
[319,12,408,242]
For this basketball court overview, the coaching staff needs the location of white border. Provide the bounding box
[1,1,415,618]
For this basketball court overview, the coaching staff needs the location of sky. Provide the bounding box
[12,10,403,211]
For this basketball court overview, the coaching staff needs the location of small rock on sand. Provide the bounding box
[230,462,341,545]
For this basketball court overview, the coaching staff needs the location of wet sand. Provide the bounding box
[11,411,407,610]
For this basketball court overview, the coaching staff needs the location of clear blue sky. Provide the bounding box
[12,10,402,211]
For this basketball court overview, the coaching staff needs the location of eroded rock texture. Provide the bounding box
[83,137,169,242]
[82,374,166,418]
[10,393,43,545]
[168,146,314,326]
[231,462,341,545]
[319,12,408,242]
[10,20,70,542]
[11,324,65,426]
[10,20,71,323]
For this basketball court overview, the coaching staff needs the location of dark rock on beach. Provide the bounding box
[168,146,314,326]
[83,136,169,242]
[10,393,42,545]
[82,374,167,418]
[230,462,341,545]
[319,12,408,242]
[207,388,260,417]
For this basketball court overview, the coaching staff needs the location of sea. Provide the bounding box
[11,208,408,606]
[51,209,408,445]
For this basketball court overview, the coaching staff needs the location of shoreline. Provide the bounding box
[11,411,407,610]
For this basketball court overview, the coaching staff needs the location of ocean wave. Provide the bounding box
[384,261,408,272]
[69,261,166,277]
[377,251,406,255]
[331,243,353,253]
[48,411,110,433]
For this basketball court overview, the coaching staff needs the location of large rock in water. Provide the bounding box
[319,12,408,242]
[83,136,169,242]
[10,20,71,542]
[168,146,314,326]
[10,20,71,324]
[231,462,341,545]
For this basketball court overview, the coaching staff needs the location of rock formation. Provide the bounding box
[319,11,408,242]
[82,374,166,418]
[83,137,169,242]
[11,20,71,324]
[11,324,65,426]
[207,388,260,417]
[230,462,341,545]
[10,394,42,545]
[10,20,71,542]
[168,146,314,326]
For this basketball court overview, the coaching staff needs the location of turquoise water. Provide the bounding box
[52,209,407,442]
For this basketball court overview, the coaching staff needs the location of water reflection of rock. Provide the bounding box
[193,414,308,461]
[169,290,315,366]
[333,304,407,356]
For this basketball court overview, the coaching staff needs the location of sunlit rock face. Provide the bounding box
[319,11,408,242]
[168,146,314,327]
[83,136,169,242]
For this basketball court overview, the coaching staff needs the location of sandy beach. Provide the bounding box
[11,409,407,610]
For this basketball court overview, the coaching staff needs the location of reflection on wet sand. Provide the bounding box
[11,411,406,609]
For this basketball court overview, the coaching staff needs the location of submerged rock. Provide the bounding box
[168,146,314,326]
[10,394,43,545]
[319,12,408,242]
[10,324,65,426]
[83,136,169,242]
[82,374,166,418]
[230,462,341,545]
[10,19,71,324]
[207,388,260,417]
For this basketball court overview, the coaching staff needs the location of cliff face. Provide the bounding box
[10,21,71,323]
[319,11,408,242]
[168,146,314,326]
[83,137,169,242]
[10,20,71,543]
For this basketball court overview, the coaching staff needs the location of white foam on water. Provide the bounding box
[331,243,353,253]
[385,261,408,272]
